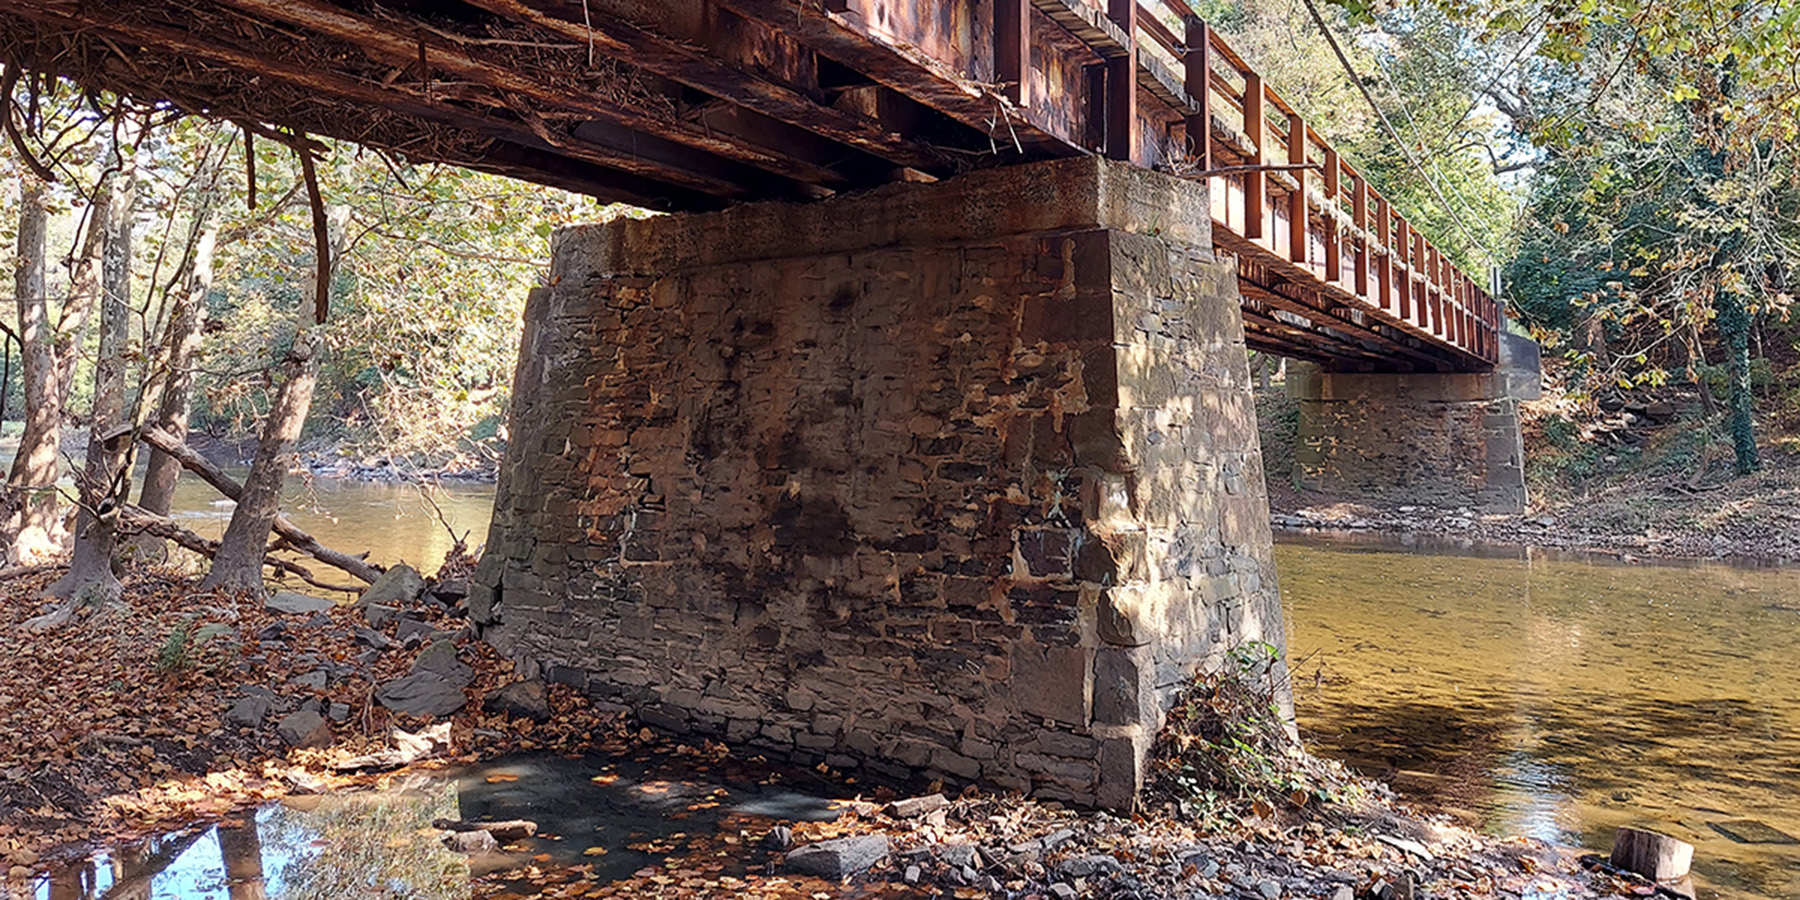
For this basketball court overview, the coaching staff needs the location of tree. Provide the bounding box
[45,130,138,606]
[200,146,340,597]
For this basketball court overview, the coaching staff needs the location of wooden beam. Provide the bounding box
[1323,146,1341,284]
[1183,18,1212,171]
[462,0,948,172]
[1243,71,1266,241]
[1288,115,1308,266]
[996,0,1029,108]
[205,0,844,192]
[3,5,736,205]
[1352,173,1368,298]
[1104,0,1137,162]
[714,0,1083,157]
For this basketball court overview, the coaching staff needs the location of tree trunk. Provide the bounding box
[47,158,138,604]
[200,328,323,596]
[138,222,216,518]
[1715,289,1759,475]
[217,821,268,900]
[3,177,58,562]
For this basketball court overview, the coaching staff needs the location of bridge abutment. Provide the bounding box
[471,157,1285,808]
[1289,333,1542,513]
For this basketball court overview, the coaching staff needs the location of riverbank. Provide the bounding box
[1257,382,1800,565]
[0,562,1628,899]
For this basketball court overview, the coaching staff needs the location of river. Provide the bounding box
[147,478,1800,898]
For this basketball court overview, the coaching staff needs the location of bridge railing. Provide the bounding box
[1067,0,1499,365]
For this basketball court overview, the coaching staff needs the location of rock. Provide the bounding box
[483,680,551,722]
[353,626,392,650]
[292,670,328,691]
[783,834,890,880]
[763,825,794,850]
[429,579,470,602]
[903,864,921,885]
[357,564,424,608]
[224,695,272,728]
[266,592,335,615]
[1375,834,1433,860]
[276,709,332,748]
[1048,884,1078,900]
[1257,878,1281,899]
[888,793,948,818]
[327,702,350,722]
[443,829,498,854]
[284,768,328,793]
[935,842,977,868]
[435,818,539,841]
[256,621,288,641]
[412,640,471,680]
[395,617,438,644]
[363,604,400,629]
[1330,886,1355,900]
[1055,855,1123,879]
[375,671,469,717]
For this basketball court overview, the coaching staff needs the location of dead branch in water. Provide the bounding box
[121,505,362,594]
[138,425,384,584]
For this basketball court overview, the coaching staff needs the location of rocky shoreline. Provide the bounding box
[1268,501,1798,566]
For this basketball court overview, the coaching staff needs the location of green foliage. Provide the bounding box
[1148,641,1364,826]
[156,615,238,675]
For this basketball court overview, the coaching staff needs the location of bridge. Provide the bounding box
[2,0,1536,807]
[3,0,1499,372]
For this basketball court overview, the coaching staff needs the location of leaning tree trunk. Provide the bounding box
[2,176,54,561]
[137,216,218,532]
[217,820,268,900]
[46,162,138,605]
[1716,289,1759,475]
[200,327,323,596]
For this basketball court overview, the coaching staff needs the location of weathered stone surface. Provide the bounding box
[783,835,890,879]
[358,564,424,608]
[363,604,400,629]
[224,695,271,728]
[1289,330,1539,514]
[482,680,551,722]
[375,672,468,717]
[276,709,331,748]
[377,646,473,717]
[888,794,948,818]
[475,157,1286,809]
[267,592,334,615]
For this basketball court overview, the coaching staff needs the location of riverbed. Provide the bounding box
[152,476,1800,898]
[1279,535,1800,900]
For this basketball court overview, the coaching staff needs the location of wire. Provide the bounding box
[1295,0,1489,255]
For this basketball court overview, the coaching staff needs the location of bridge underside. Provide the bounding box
[4,0,1494,372]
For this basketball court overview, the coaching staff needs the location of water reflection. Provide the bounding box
[1279,535,1800,900]
[38,754,841,899]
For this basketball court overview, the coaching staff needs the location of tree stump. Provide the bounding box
[1611,826,1694,880]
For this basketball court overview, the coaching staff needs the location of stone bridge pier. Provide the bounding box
[1288,333,1542,513]
[470,156,1286,809]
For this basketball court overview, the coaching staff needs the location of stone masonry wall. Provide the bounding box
[471,157,1285,808]
[1289,333,1541,513]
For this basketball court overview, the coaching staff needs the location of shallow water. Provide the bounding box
[34,752,844,899]
[1279,534,1800,900]
[164,472,495,577]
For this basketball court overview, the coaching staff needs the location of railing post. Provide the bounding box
[1352,173,1368,299]
[1396,219,1412,322]
[1374,196,1390,311]
[1288,115,1308,266]
[1323,147,1341,284]
[1243,71,1266,242]
[1183,19,1211,173]
[995,0,1029,108]
[1105,0,1137,163]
